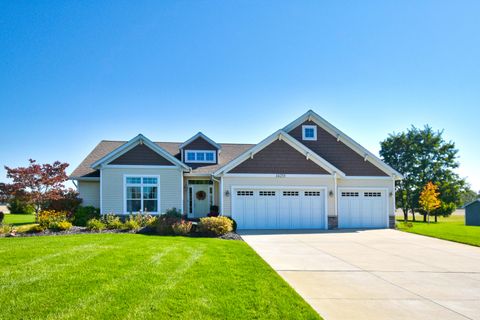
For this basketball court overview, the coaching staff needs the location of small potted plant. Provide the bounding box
[207,205,220,217]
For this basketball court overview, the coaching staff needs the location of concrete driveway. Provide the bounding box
[240,229,480,320]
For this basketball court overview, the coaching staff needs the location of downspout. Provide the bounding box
[333,172,338,220]
[211,174,222,215]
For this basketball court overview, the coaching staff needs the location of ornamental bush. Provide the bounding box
[172,220,192,236]
[102,214,123,230]
[38,210,68,228]
[155,208,182,235]
[73,206,100,226]
[198,216,233,236]
[27,224,45,233]
[122,216,140,231]
[0,224,14,235]
[86,218,106,231]
[49,220,73,231]
[0,211,4,225]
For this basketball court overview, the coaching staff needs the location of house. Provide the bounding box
[464,200,480,226]
[70,110,403,230]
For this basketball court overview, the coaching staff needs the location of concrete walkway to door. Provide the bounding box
[240,229,480,320]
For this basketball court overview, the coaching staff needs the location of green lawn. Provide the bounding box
[0,234,320,320]
[396,215,480,247]
[3,213,36,226]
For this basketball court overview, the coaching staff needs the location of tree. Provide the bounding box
[380,125,465,222]
[1,159,69,222]
[460,187,479,207]
[419,182,441,223]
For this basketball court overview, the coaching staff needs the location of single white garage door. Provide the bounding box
[338,189,387,228]
[232,188,326,229]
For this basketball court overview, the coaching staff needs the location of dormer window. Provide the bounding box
[185,150,216,163]
[302,125,317,141]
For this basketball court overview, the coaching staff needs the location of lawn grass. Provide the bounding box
[0,234,321,320]
[396,215,480,247]
[3,213,36,226]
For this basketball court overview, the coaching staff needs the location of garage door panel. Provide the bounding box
[339,189,386,228]
[233,187,326,230]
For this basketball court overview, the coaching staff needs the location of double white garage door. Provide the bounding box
[232,187,387,229]
[232,188,326,229]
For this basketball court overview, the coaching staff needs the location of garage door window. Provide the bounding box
[364,192,382,197]
[237,191,254,196]
[259,191,276,196]
[283,191,299,196]
[341,192,359,197]
[305,191,321,196]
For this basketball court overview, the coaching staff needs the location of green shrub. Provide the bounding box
[86,218,106,231]
[198,216,233,236]
[49,220,73,231]
[38,210,68,227]
[129,212,156,227]
[155,213,181,235]
[0,211,4,224]
[0,224,14,235]
[27,224,45,233]
[43,189,82,217]
[225,216,237,232]
[7,198,35,214]
[172,220,192,236]
[102,214,123,230]
[73,206,100,227]
[122,217,140,231]
[164,208,182,219]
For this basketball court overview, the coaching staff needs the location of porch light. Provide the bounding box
[389,192,393,197]
[329,190,334,198]
[225,190,230,197]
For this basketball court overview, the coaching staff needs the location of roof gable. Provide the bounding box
[284,110,403,178]
[91,134,189,170]
[179,132,220,150]
[289,120,388,176]
[109,144,175,166]
[214,130,345,176]
[229,140,329,174]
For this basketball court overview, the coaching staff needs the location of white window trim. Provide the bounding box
[185,150,216,163]
[123,175,160,214]
[302,125,317,141]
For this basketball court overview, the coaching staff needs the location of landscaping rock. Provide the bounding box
[219,232,243,241]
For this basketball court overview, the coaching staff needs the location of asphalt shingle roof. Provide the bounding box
[70,140,254,178]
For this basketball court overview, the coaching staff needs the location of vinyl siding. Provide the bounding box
[101,167,182,214]
[228,140,329,174]
[289,121,389,176]
[78,181,100,208]
[222,175,335,217]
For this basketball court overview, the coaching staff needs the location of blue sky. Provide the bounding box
[1,1,479,190]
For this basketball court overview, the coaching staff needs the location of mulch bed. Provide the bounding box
[1,226,243,240]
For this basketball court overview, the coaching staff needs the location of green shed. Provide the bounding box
[464,200,480,226]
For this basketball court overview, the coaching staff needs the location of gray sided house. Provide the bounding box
[70,110,403,230]
[464,200,480,226]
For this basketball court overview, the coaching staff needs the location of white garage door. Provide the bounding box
[232,188,326,230]
[338,189,387,228]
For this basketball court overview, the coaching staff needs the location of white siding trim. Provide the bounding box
[223,173,332,178]
[100,169,103,214]
[340,176,393,180]
[220,176,224,215]
[105,165,178,169]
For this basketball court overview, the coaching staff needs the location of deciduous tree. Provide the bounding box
[1,159,69,222]
[419,182,441,223]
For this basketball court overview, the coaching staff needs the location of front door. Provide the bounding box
[187,180,214,218]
